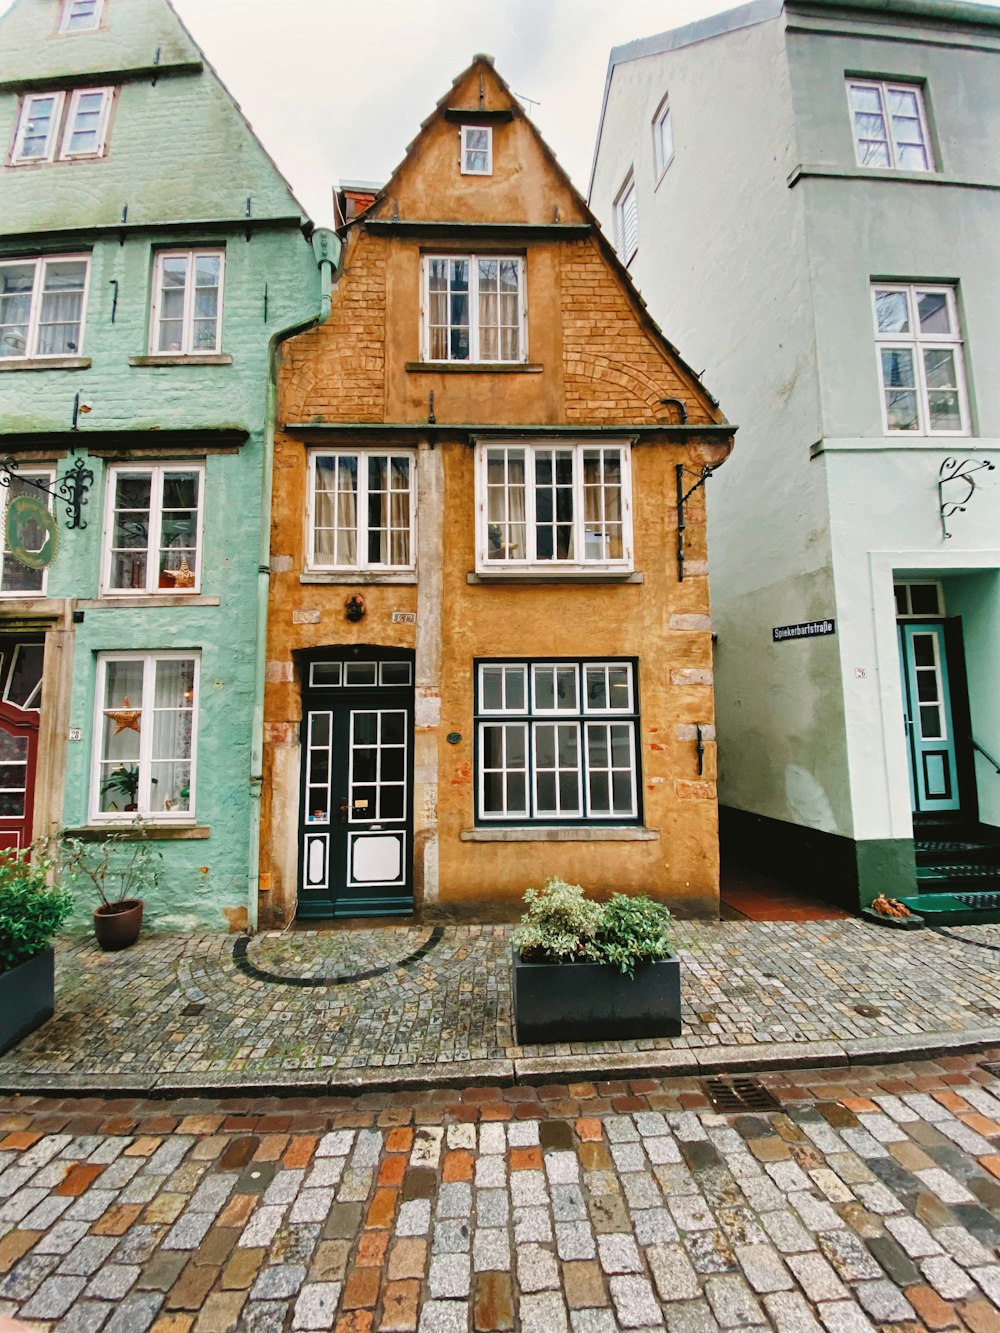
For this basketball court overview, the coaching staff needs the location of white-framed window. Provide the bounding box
[150,249,224,355]
[460,125,492,175]
[0,255,90,359]
[308,451,415,571]
[894,581,945,618]
[422,255,525,363]
[847,79,932,171]
[59,0,104,32]
[11,87,113,164]
[476,659,640,823]
[102,465,204,595]
[477,440,632,572]
[0,471,54,597]
[652,97,674,180]
[872,284,968,435]
[92,652,199,822]
[614,171,638,263]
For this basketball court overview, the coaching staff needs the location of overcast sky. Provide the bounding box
[4,0,999,224]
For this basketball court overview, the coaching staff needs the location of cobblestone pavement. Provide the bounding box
[2,1054,1000,1330]
[2,921,1000,1091]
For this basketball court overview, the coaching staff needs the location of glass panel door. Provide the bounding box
[898,622,961,814]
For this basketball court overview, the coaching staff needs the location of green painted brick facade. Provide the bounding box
[0,0,328,929]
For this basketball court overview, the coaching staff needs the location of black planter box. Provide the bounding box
[513,950,682,1044]
[0,947,55,1055]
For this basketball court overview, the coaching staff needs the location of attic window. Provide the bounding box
[59,0,104,32]
[461,126,493,176]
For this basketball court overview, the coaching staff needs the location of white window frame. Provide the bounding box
[11,87,113,164]
[11,92,65,164]
[101,463,205,596]
[476,439,633,574]
[90,651,200,824]
[421,254,526,364]
[614,171,638,263]
[460,124,493,175]
[0,469,54,598]
[476,659,640,824]
[652,96,674,181]
[306,449,417,572]
[149,248,225,356]
[871,283,969,437]
[61,86,114,159]
[847,78,933,172]
[59,0,105,32]
[0,255,91,360]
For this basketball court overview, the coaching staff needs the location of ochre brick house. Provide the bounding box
[260,57,735,925]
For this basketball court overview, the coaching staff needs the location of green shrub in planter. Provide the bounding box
[589,893,673,978]
[0,843,74,1055]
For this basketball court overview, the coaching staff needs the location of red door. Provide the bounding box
[0,698,39,852]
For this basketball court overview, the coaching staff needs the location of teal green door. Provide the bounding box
[898,622,960,814]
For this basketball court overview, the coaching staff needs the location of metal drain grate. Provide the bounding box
[955,893,1000,910]
[702,1076,781,1113]
[916,840,987,852]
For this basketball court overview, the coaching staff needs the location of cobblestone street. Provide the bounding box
[2,1054,1000,1331]
[2,921,1000,1092]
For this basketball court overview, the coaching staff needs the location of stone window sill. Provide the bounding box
[76,595,221,609]
[129,354,232,367]
[405,361,542,374]
[0,357,91,372]
[300,572,417,585]
[468,571,642,585]
[461,826,659,842]
[63,825,210,841]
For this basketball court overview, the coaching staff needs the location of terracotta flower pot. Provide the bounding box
[93,899,144,951]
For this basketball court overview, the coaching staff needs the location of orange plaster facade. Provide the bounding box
[260,58,735,927]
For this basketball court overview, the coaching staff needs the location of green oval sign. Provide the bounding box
[6,493,58,570]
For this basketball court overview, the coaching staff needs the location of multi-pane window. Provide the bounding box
[93,653,199,821]
[0,472,54,597]
[848,80,932,171]
[652,97,673,179]
[59,0,103,31]
[11,87,113,163]
[479,441,631,571]
[476,659,640,823]
[309,452,415,571]
[102,465,203,595]
[0,256,89,359]
[461,125,492,175]
[894,581,944,618]
[150,250,224,355]
[423,255,524,362]
[872,284,967,434]
[615,172,638,263]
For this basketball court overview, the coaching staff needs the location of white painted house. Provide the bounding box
[590,0,1000,913]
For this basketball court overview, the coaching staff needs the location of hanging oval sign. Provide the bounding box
[6,494,58,570]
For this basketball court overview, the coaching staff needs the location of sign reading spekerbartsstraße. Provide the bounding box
[772,619,836,642]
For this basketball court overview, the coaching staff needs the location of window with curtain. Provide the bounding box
[0,471,54,596]
[103,464,204,594]
[93,654,199,821]
[476,659,640,823]
[423,255,524,362]
[478,441,632,572]
[0,256,89,359]
[10,87,113,164]
[151,250,225,355]
[309,451,415,571]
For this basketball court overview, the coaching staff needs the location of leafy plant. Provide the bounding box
[61,820,162,910]
[100,765,140,807]
[0,842,74,974]
[513,880,673,976]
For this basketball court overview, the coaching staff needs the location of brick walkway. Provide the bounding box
[2,921,1000,1093]
[2,1054,1000,1331]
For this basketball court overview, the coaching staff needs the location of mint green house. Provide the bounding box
[0,0,334,929]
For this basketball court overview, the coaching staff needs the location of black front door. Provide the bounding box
[297,649,414,919]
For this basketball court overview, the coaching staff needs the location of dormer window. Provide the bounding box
[59,0,104,32]
[461,125,492,176]
[11,87,114,164]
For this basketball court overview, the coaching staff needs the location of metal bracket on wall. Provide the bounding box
[938,457,995,539]
[675,463,716,581]
[0,456,95,531]
[696,724,705,776]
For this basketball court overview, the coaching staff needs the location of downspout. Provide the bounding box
[246,226,340,932]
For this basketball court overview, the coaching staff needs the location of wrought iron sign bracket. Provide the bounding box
[676,463,716,582]
[938,456,995,539]
[0,455,95,530]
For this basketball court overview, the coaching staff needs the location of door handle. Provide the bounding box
[338,798,349,825]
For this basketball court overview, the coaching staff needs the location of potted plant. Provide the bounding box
[100,764,140,812]
[512,878,681,1043]
[0,842,74,1054]
[61,822,162,951]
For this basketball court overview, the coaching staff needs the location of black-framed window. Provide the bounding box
[475,658,641,824]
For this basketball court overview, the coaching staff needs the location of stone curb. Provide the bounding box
[1,1026,999,1099]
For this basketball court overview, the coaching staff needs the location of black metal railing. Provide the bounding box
[971,736,1000,774]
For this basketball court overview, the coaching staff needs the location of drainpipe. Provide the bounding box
[246,226,340,933]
